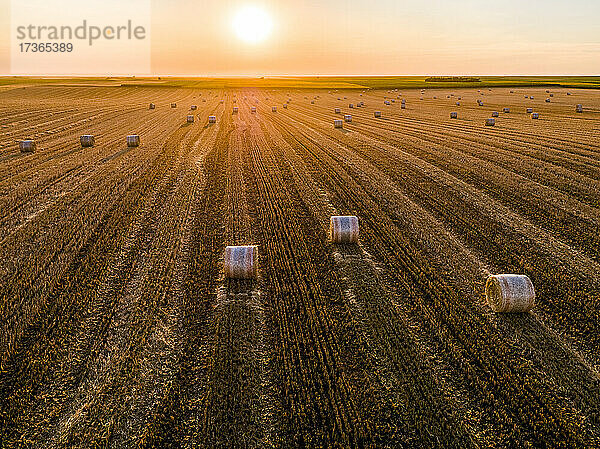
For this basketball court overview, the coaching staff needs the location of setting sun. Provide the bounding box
[232,5,273,45]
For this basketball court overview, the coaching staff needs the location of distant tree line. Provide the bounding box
[425,77,481,83]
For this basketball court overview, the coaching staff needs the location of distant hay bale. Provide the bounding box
[334,119,343,129]
[450,112,458,119]
[503,108,510,113]
[401,99,406,104]
[349,104,354,108]
[224,245,258,279]
[549,93,554,97]
[491,111,499,117]
[208,116,217,124]
[485,118,495,126]
[191,105,197,110]
[532,113,539,119]
[526,108,533,113]
[127,135,140,147]
[283,104,288,109]
[149,103,155,110]
[545,99,551,103]
[329,216,359,244]
[19,140,36,153]
[485,274,535,312]
[171,103,177,108]
[566,92,571,96]
[187,115,195,123]
[344,114,352,123]
[456,102,460,106]
[510,90,515,94]
[576,104,583,113]
[384,100,391,105]
[220,100,224,104]
[401,103,406,109]
[546,90,550,93]
[80,135,95,147]
[251,107,257,113]
[233,107,239,113]
[374,111,382,118]
[272,106,278,112]
[335,108,341,114]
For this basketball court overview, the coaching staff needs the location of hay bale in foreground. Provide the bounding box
[330,216,359,244]
[486,274,535,312]
[19,140,36,153]
[224,246,258,279]
[334,119,343,129]
[80,135,95,147]
[127,135,140,147]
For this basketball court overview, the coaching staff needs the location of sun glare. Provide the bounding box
[232,6,273,44]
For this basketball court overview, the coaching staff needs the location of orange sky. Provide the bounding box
[1,0,600,76]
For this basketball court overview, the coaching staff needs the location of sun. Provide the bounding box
[232,6,273,44]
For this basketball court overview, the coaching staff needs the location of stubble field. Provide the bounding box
[0,82,599,448]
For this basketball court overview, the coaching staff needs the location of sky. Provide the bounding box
[1,0,600,76]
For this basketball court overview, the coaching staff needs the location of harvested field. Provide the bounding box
[1,83,600,448]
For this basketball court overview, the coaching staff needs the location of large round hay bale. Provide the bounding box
[171,103,177,108]
[251,107,257,113]
[492,111,499,117]
[19,140,36,153]
[191,105,198,110]
[187,115,195,123]
[224,245,258,279]
[532,112,539,119]
[272,106,278,112]
[503,107,510,113]
[330,216,359,244]
[335,108,341,114]
[149,103,155,110]
[344,114,352,123]
[334,119,343,129]
[80,135,95,147]
[485,118,495,126]
[349,104,354,108]
[526,108,533,113]
[374,111,382,118]
[576,104,583,113]
[233,107,239,114]
[208,116,217,124]
[127,135,140,147]
[450,112,458,119]
[486,274,535,312]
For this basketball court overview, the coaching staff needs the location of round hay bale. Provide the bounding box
[349,104,354,108]
[224,245,258,279]
[334,119,343,129]
[19,140,36,153]
[187,115,195,123]
[127,135,140,147]
[80,135,95,147]
[233,107,239,114]
[576,104,583,113]
[208,116,217,124]
[344,114,352,123]
[503,108,510,113]
[485,274,535,312]
[149,103,155,109]
[545,98,551,103]
[171,103,177,108]
[526,108,533,113]
[485,118,495,126]
[492,111,499,117]
[251,107,257,113]
[283,104,288,109]
[272,106,278,112]
[335,108,341,114]
[374,111,382,118]
[450,112,458,119]
[532,112,539,119]
[191,105,198,110]
[330,216,359,244]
